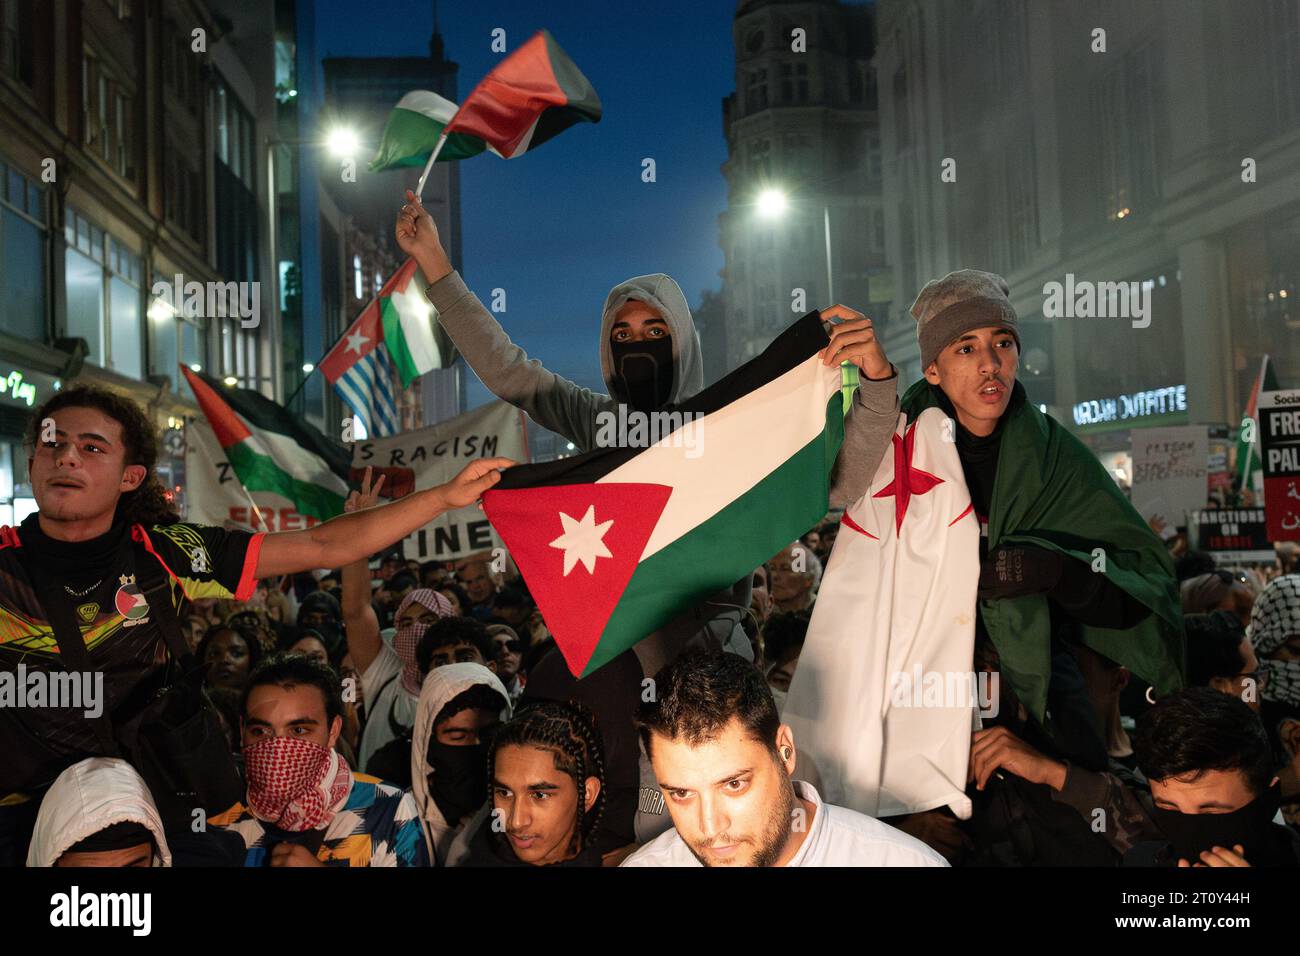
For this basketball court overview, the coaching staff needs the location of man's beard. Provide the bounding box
[687,776,797,868]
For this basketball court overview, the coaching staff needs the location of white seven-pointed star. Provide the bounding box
[345,330,370,354]
[548,505,614,576]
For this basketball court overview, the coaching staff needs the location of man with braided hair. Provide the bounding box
[461,699,606,866]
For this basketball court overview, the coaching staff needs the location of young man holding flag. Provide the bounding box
[782,270,1184,860]
[395,190,900,673]
[0,383,510,863]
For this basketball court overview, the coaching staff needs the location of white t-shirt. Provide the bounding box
[358,645,418,772]
[621,780,948,867]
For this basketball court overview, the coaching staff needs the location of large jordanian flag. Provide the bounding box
[481,313,843,678]
[181,367,350,521]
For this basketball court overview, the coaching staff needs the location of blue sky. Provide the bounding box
[314,0,737,403]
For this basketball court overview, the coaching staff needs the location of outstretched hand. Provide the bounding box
[819,305,892,380]
[397,189,452,284]
[440,457,515,510]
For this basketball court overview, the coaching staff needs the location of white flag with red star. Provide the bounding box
[783,405,980,820]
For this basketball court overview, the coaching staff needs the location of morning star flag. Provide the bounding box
[481,313,843,678]
[785,379,1184,821]
[443,30,601,159]
[368,91,492,172]
[1236,354,1279,496]
[318,259,451,435]
[782,404,982,821]
[181,367,350,522]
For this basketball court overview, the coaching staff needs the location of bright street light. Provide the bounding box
[302,362,314,374]
[326,126,361,159]
[756,188,788,219]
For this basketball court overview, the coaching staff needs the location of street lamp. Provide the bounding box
[753,185,835,304]
[326,126,361,159]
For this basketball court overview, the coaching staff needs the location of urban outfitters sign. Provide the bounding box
[1073,384,1187,428]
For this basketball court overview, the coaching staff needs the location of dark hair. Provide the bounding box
[281,621,346,670]
[636,652,781,760]
[1184,611,1248,687]
[762,610,810,666]
[492,584,533,611]
[25,382,178,526]
[242,652,344,727]
[1133,687,1273,795]
[416,617,492,675]
[297,589,342,624]
[437,581,471,614]
[196,626,262,679]
[490,700,607,854]
[389,571,418,593]
[434,682,508,730]
[1174,550,1217,583]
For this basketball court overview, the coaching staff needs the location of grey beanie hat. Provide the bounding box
[911,269,1020,369]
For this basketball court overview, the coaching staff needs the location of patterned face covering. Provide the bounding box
[245,736,351,832]
[394,589,455,696]
[1247,575,1300,708]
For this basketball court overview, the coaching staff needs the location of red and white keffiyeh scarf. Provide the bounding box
[393,588,455,696]
[245,737,352,831]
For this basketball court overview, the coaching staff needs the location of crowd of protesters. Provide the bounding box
[3,241,1298,867]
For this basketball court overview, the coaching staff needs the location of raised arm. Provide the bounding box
[397,190,609,449]
[255,457,513,579]
[819,306,900,509]
[339,468,386,674]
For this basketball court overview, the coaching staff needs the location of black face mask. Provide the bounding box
[427,740,488,824]
[1148,785,1283,865]
[610,337,674,412]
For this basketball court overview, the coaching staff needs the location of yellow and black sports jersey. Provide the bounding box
[0,517,264,796]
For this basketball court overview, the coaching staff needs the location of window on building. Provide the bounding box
[64,209,144,377]
[1265,0,1300,126]
[1093,42,1162,222]
[893,64,911,150]
[0,156,47,341]
[353,254,363,300]
[0,0,34,86]
[166,150,204,244]
[749,138,771,177]
[866,133,882,180]
[780,62,809,104]
[81,49,135,180]
[746,68,768,113]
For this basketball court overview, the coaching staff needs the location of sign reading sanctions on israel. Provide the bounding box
[351,401,528,561]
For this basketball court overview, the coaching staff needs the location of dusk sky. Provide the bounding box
[314,0,740,405]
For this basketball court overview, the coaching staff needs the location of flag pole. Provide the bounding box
[414,132,449,200]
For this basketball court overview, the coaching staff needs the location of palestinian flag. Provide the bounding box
[318,258,451,398]
[181,367,350,522]
[1235,354,1278,496]
[368,90,492,172]
[481,313,843,678]
[443,30,601,159]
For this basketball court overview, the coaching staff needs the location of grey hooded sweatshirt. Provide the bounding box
[426,269,899,666]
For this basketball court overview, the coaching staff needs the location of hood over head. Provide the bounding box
[599,273,703,409]
[27,757,171,867]
[410,662,511,862]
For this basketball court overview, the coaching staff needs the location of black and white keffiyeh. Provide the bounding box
[1248,575,1300,708]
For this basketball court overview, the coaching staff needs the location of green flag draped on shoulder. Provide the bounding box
[901,378,1185,721]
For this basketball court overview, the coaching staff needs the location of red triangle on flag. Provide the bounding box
[482,482,672,676]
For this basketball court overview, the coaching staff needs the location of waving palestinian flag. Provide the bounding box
[444,30,601,159]
[481,314,843,677]
[369,91,491,172]
[181,367,350,521]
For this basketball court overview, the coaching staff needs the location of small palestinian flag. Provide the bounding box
[481,313,843,677]
[369,90,492,172]
[444,30,601,159]
[181,367,350,521]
